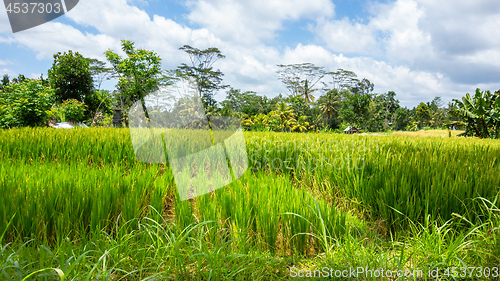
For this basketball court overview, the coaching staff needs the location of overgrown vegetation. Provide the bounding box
[0,78,54,128]
[0,128,499,279]
[452,88,500,138]
[2,40,491,134]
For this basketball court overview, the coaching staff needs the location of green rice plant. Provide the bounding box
[0,127,137,166]
[3,128,499,234]
[246,132,500,230]
[0,160,173,243]
[172,172,354,256]
[2,127,500,280]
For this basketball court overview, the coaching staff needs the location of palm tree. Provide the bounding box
[318,89,340,128]
[267,102,296,132]
[291,116,310,132]
[299,80,317,104]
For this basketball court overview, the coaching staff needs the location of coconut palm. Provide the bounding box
[318,89,341,129]
[298,80,317,104]
[291,116,310,132]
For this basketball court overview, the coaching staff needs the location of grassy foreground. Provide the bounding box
[0,128,499,280]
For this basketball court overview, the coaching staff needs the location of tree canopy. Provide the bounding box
[177,45,226,108]
[105,40,165,110]
[276,63,325,104]
[48,50,93,103]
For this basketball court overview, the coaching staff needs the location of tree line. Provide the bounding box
[1,39,499,138]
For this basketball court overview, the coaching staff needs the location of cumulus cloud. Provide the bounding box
[187,0,334,46]
[0,0,499,108]
[313,0,500,103]
[315,18,377,55]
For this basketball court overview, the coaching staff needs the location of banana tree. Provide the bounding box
[486,91,500,138]
[452,88,500,138]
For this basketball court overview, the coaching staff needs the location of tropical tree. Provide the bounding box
[351,78,374,96]
[372,91,400,130]
[452,88,500,138]
[317,89,341,129]
[0,74,9,91]
[276,63,325,104]
[177,45,226,108]
[242,113,267,131]
[291,116,310,132]
[220,88,261,116]
[324,69,358,91]
[86,58,114,90]
[267,101,296,131]
[105,40,166,113]
[415,102,431,128]
[48,50,94,103]
[394,107,410,130]
[340,90,373,128]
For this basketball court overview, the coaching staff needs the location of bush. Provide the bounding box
[0,79,55,128]
[46,105,61,123]
[90,112,113,127]
[60,99,87,122]
[84,89,114,118]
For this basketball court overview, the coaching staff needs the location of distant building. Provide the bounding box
[344,126,359,134]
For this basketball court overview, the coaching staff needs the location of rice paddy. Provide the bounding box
[1,128,499,280]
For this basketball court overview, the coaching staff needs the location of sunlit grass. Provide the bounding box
[390,129,465,138]
[0,128,499,279]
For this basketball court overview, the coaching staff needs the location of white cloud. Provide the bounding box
[0,68,14,77]
[315,18,377,55]
[187,0,334,46]
[279,43,466,106]
[1,0,499,108]
[370,0,431,63]
[312,0,500,101]
[9,23,119,60]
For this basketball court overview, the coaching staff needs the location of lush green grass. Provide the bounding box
[1,128,499,280]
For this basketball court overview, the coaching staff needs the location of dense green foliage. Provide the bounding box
[0,79,54,128]
[105,40,165,111]
[452,88,500,138]
[0,41,487,133]
[59,99,87,122]
[48,51,94,103]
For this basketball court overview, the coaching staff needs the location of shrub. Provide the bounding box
[60,99,87,122]
[0,79,55,128]
[46,105,61,123]
[84,89,114,118]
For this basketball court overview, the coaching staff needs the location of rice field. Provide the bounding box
[1,128,499,280]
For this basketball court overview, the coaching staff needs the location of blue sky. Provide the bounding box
[1,0,499,107]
